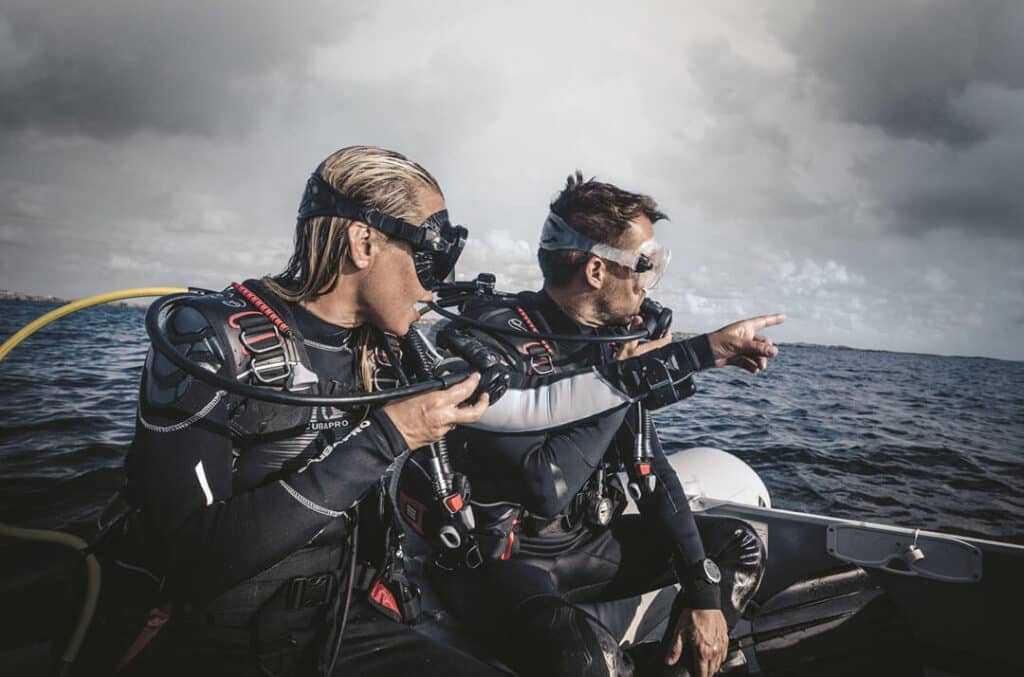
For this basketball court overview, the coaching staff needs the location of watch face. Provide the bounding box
[703,559,722,584]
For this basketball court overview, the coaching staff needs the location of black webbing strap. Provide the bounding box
[233,312,290,385]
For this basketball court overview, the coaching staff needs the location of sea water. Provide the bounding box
[1,300,1021,544]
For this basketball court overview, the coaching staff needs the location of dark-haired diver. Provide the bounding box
[408,173,783,677]
[80,146,504,676]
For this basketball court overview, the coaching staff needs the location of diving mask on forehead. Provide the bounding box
[297,173,468,290]
[540,212,671,290]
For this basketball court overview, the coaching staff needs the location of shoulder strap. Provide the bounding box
[228,280,305,387]
[512,305,555,376]
[175,280,315,435]
[458,294,559,376]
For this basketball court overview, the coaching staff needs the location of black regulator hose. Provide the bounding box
[404,327,457,494]
[146,291,472,407]
[427,300,653,343]
[404,327,481,564]
[426,273,672,344]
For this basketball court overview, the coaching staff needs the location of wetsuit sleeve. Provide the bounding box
[453,330,715,433]
[615,411,721,610]
[127,308,408,604]
[456,407,631,519]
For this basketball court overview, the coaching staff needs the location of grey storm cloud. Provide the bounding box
[0,1,368,139]
[785,0,1024,146]
[1,0,1022,360]
[855,119,1024,238]
[775,1,1024,239]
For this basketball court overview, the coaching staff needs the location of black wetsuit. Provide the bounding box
[428,290,765,677]
[100,281,504,677]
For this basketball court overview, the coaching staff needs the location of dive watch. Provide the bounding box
[693,558,721,585]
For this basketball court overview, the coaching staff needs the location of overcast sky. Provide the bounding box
[1,1,1022,360]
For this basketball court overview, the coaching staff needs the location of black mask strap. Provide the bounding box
[298,174,435,249]
[297,173,467,289]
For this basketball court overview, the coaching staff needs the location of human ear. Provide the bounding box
[346,221,374,271]
[584,256,605,290]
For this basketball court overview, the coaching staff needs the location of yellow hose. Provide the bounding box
[0,287,186,361]
[0,523,101,671]
[0,287,185,671]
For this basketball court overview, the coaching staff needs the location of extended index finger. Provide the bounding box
[750,313,786,330]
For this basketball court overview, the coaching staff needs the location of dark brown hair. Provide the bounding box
[539,171,668,288]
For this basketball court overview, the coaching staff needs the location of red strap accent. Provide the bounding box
[444,493,464,513]
[501,518,518,560]
[227,310,263,329]
[370,579,401,616]
[515,307,554,356]
[117,607,170,670]
[638,462,651,476]
[232,282,292,336]
[242,331,279,346]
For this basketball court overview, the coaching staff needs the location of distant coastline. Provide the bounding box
[0,290,147,308]
[1,290,68,303]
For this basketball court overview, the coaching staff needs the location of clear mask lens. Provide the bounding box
[540,212,671,291]
[636,239,671,291]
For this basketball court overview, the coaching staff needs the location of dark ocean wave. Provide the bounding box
[1,299,1022,544]
[0,415,112,437]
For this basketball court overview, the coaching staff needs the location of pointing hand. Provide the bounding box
[707,313,786,374]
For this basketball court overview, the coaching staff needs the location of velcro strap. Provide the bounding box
[285,573,336,610]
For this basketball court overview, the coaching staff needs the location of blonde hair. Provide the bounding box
[264,146,442,390]
[266,145,442,302]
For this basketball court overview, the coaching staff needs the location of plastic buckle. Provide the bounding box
[396,580,422,623]
[367,575,421,624]
[368,578,403,622]
[285,573,335,610]
[474,273,496,295]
